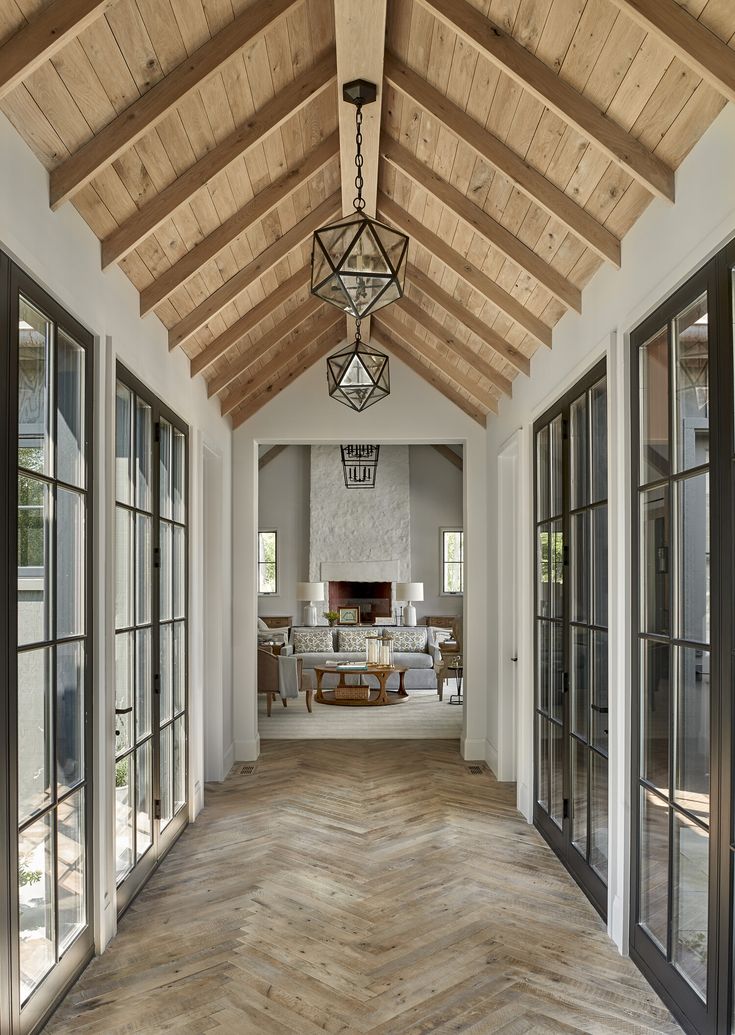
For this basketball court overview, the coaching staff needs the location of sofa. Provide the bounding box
[287,625,452,691]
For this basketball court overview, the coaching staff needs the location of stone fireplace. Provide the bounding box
[309,447,411,617]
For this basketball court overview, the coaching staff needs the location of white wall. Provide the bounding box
[409,445,463,620]
[233,356,487,761]
[485,103,735,954]
[0,114,234,951]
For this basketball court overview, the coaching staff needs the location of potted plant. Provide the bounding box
[324,610,339,626]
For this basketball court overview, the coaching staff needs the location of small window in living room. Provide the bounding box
[442,529,463,594]
[258,530,277,595]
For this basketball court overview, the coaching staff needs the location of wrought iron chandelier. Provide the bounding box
[311,80,408,320]
[340,444,380,488]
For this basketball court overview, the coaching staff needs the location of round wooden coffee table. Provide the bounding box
[313,665,409,706]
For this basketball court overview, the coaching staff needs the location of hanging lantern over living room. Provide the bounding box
[327,329,390,412]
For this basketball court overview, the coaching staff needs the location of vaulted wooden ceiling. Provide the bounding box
[1,0,734,428]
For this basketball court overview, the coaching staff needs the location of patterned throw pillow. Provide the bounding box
[292,628,334,653]
[338,628,374,652]
[391,629,428,652]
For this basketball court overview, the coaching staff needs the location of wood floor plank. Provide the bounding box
[47,741,681,1035]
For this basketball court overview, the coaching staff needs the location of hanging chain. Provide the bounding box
[353,102,365,212]
[354,316,362,342]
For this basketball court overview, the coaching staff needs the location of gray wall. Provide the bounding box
[258,445,463,625]
[257,446,311,625]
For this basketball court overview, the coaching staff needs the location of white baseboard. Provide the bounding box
[461,737,486,761]
[485,738,499,776]
[234,735,260,762]
[222,741,235,779]
[516,781,532,823]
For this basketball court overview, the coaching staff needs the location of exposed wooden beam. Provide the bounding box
[100,51,337,268]
[169,192,339,351]
[610,0,735,106]
[383,54,621,268]
[378,193,552,348]
[190,267,310,378]
[415,0,675,201]
[378,308,498,412]
[383,136,581,313]
[208,296,327,400]
[406,264,530,378]
[400,296,515,392]
[334,0,387,341]
[0,0,111,102]
[398,292,512,396]
[259,445,289,470]
[233,328,344,429]
[226,317,343,418]
[372,324,487,426]
[432,445,463,471]
[50,0,303,209]
[142,133,338,317]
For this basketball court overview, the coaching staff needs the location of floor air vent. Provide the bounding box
[467,764,486,775]
[239,765,255,775]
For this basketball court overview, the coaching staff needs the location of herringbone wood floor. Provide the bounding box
[47,741,680,1034]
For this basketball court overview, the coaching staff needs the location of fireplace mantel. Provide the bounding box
[319,560,400,583]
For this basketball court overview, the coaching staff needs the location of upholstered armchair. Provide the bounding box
[257,647,312,716]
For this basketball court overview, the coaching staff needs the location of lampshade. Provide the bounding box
[395,582,424,602]
[296,582,325,601]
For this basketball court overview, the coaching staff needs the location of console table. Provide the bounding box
[313,665,408,706]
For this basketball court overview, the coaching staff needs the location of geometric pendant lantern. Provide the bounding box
[327,333,390,412]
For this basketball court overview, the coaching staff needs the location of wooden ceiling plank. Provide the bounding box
[49,0,304,209]
[382,136,581,313]
[432,444,463,470]
[372,323,487,426]
[100,51,337,268]
[406,263,531,377]
[398,290,513,395]
[169,191,339,350]
[223,313,342,415]
[609,0,735,106]
[411,0,676,202]
[378,193,552,348]
[232,328,344,429]
[378,308,499,412]
[208,296,326,399]
[0,0,111,102]
[141,132,338,315]
[189,266,310,377]
[383,53,621,268]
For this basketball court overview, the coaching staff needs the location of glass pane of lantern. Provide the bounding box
[341,221,383,274]
[365,279,402,315]
[339,275,389,318]
[374,221,408,272]
[317,220,360,263]
[360,349,388,382]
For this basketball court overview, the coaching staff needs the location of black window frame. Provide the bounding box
[0,253,95,1035]
[257,529,278,596]
[532,357,609,920]
[114,362,190,919]
[629,242,735,1035]
[441,528,464,596]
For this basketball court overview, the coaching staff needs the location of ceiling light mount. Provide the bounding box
[342,78,377,107]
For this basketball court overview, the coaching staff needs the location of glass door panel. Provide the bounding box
[11,266,94,1031]
[534,361,609,917]
[114,369,188,916]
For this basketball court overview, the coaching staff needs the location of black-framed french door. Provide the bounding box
[533,358,609,919]
[0,253,94,1035]
[114,364,188,916]
[630,240,735,1035]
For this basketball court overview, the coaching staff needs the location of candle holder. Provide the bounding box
[377,630,394,668]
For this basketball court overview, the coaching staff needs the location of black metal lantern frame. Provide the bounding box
[340,444,380,488]
[311,80,408,321]
[327,329,390,412]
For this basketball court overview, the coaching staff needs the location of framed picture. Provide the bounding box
[338,606,360,625]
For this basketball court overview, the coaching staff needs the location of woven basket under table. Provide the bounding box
[333,684,371,701]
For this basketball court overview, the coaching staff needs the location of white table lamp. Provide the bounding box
[395,582,423,627]
[296,581,325,626]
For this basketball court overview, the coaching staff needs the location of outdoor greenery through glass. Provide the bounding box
[442,529,463,594]
[258,531,277,595]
